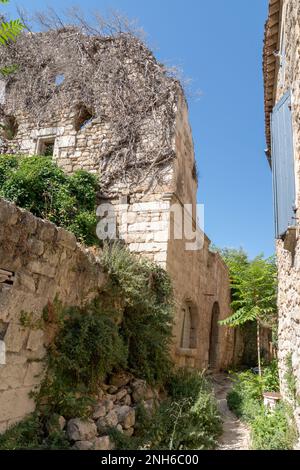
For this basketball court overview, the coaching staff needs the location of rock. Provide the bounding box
[46,414,66,434]
[142,399,157,416]
[115,405,136,429]
[67,418,97,442]
[72,440,94,451]
[109,372,131,388]
[116,389,127,401]
[108,386,118,394]
[92,404,107,420]
[94,436,115,450]
[123,427,134,437]
[96,410,118,433]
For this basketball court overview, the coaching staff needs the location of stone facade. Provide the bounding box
[0,29,234,431]
[264,0,300,432]
[0,198,108,433]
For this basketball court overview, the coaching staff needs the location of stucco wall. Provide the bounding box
[0,198,107,433]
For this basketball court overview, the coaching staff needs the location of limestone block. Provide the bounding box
[0,387,35,421]
[67,419,97,442]
[57,228,77,251]
[96,410,118,432]
[109,371,131,388]
[38,224,57,242]
[154,231,169,242]
[4,323,28,353]
[17,272,36,293]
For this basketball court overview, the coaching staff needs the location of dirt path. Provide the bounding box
[212,373,250,450]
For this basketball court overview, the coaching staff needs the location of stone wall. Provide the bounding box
[0,198,107,433]
[264,0,300,433]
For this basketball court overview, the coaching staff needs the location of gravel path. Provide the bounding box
[212,373,250,450]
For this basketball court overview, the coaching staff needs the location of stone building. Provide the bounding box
[0,28,234,430]
[263,0,300,432]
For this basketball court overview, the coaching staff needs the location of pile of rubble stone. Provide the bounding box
[56,372,161,450]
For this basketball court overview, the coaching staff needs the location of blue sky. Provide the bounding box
[4,0,273,258]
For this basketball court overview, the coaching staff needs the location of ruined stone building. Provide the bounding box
[0,28,234,431]
[264,0,300,433]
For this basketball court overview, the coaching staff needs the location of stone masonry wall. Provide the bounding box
[0,198,107,433]
[269,0,300,433]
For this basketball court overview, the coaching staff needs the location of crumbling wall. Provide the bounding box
[264,0,300,433]
[0,198,107,433]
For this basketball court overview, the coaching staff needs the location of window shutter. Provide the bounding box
[271,91,296,239]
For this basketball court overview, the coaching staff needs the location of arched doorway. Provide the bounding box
[209,302,220,369]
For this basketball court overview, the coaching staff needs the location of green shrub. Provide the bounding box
[0,155,99,245]
[228,364,298,450]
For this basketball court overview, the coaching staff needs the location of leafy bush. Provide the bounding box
[0,155,99,245]
[228,364,298,450]
[0,413,70,450]
[101,243,174,385]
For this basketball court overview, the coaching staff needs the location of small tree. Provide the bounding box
[0,0,23,46]
[219,249,277,376]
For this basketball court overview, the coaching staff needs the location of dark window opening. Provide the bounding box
[74,105,94,132]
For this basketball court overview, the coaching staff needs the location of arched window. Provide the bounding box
[180,302,197,349]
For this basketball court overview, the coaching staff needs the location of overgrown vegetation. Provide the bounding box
[0,243,221,450]
[227,364,298,450]
[0,155,99,244]
[111,369,221,450]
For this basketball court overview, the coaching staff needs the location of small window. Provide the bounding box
[74,105,94,132]
[37,137,56,157]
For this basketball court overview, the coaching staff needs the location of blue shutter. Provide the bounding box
[271,91,296,239]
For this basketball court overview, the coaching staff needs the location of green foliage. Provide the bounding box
[227,365,298,450]
[0,155,99,245]
[101,243,174,385]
